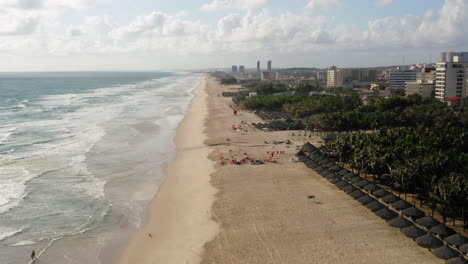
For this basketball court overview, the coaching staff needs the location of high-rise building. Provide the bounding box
[232,66,238,73]
[257,61,260,73]
[267,60,272,72]
[435,52,468,100]
[388,67,417,90]
[326,66,344,88]
[239,65,245,73]
[405,67,436,98]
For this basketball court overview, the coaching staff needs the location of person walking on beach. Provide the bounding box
[31,250,36,261]
[233,109,237,115]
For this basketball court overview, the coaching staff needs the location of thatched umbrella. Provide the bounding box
[391,200,411,211]
[375,208,398,220]
[350,190,365,199]
[330,177,342,184]
[445,234,467,247]
[343,185,357,194]
[357,195,375,205]
[343,172,358,180]
[447,257,468,264]
[337,169,349,176]
[416,233,444,249]
[336,181,350,189]
[401,225,427,239]
[323,171,336,179]
[460,243,468,255]
[364,184,380,193]
[316,166,328,173]
[432,246,460,260]
[356,180,371,188]
[324,162,336,168]
[310,162,321,170]
[430,224,456,238]
[319,159,332,165]
[389,217,412,228]
[366,201,385,212]
[416,216,442,230]
[402,207,425,219]
[350,177,364,184]
[372,188,390,198]
[330,165,342,171]
[381,194,400,204]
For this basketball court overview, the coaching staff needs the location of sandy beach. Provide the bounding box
[121,76,443,264]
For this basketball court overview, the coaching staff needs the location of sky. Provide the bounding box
[0,0,465,71]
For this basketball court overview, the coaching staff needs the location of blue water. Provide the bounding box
[0,72,201,263]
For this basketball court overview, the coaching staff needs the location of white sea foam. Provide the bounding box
[0,168,35,214]
[0,227,24,242]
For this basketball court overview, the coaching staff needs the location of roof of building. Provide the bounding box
[444,97,463,102]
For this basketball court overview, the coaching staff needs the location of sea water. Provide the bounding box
[0,72,201,263]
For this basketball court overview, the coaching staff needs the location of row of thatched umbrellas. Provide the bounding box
[299,142,468,264]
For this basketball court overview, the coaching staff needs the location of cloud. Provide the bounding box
[201,0,271,11]
[375,0,393,7]
[306,0,343,10]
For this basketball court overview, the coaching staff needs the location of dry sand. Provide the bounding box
[121,76,443,264]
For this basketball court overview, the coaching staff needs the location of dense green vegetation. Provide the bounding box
[326,127,468,222]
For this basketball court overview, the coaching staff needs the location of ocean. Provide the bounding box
[0,72,201,263]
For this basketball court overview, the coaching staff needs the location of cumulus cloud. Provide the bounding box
[306,0,343,10]
[201,0,271,11]
[375,0,393,7]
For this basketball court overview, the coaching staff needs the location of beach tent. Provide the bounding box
[350,177,364,184]
[416,234,444,249]
[401,225,427,239]
[336,181,350,189]
[381,194,400,204]
[447,257,468,264]
[402,207,425,219]
[363,184,380,193]
[356,180,371,188]
[366,201,385,212]
[330,177,342,184]
[372,188,390,198]
[316,167,328,173]
[330,165,342,171]
[324,171,337,179]
[343,185,357,194]
[350,190,365,199]
[375,208,398,220]
[325,162,336,168]
[389,217,412,228]
[416,216,442,230]
[430,224,456,238]
[391,200,412,211]
[343,172,358,179]
[445,234,468,247]
[337,169,349,176]
[432,246,460,260]
[459,244,468,255]
[357,195,375,205]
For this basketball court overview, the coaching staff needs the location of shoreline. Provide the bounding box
[119,76,219,264]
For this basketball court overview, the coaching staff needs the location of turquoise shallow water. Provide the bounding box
[0,72,200,263]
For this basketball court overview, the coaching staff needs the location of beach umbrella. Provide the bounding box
[430,224,456,238]
[447,257,468,264]
[330,165,342,171]
[336,181,349,189]
[416,234,444,249]
[337,169,349,176]
[330,177,342,184]
[357,180,371,188]
[319,159,331,165]
[391,200,412,211]
[343,185,357,194]
[316,166,328,173]
[325,162,336,168]
[350,177,364,184]
[459,243,468,255]
[375,208,398,220]
[364,184,380,193]
[381,194,400,204]
[416,216,442,229]
[357,195,375,205]
[402,207,425,219]
[401,225,427,239]
[372,188,390,198]
[389,217,412,228]
[325,172,338,179]
[432,246,460,260]
[350,190,365,199]
[343,172,358,179]
[445,234,468,247]
[366,201,385,212]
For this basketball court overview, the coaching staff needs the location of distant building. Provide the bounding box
[435,52,468,100]
[261,71,272,81]
[232,66,238,73]
[405,67,436,98]
[388,67,417,90]
[327,66,344,88]
[239,65,245,73]
[257,61,260,73]
[267,60,272,72]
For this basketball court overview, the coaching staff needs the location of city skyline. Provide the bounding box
[0,0,466,71]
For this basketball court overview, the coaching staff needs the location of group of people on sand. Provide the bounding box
[218,150,287,166]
